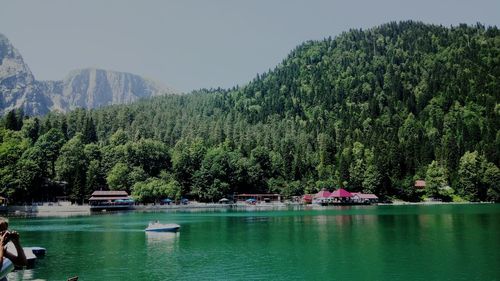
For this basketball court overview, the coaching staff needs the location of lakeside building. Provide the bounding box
[88,191,134,211]
[351,192,379,203]
[329,188,353,203]
[309,188,378,205]
[302,194,313,204]
[235,194,282,203]
[312,189,331,204]
[415,180,426,190]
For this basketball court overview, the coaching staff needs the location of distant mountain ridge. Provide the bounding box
[0,33,175,115]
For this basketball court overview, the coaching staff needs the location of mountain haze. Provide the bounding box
[0,33,175,115]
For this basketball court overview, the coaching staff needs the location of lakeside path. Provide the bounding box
[6,202,292,217]
[5,201,493,217]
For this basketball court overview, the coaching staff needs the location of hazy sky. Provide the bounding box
[1,0,499,93]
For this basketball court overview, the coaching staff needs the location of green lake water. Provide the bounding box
[6,204,500,281]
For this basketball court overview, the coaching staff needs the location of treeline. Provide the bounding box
[1,21,499,203]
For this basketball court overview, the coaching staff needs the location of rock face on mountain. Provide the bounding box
[41,68,171,113]
[0,33,174,115]
[0,33,43,115]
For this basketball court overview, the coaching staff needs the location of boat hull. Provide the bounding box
[145,227,180,232]
[145,223,180,232]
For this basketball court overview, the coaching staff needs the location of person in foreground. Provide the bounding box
[0,217,27,280]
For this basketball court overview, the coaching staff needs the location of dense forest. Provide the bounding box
[1,21,499,204]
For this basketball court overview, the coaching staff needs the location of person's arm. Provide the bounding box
[3,231,27,267]
[0,233,5,266]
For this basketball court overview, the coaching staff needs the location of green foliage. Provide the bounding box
[315,178,336,193]
[109,129,129,146]
[457,151,482,201]
[396,176,421,202]
[15,158,43,201]
[35,128,65,177]
[425,160,448,198]
[172,138,206,195]
[0,130,30,201]
[82,115,97,144]
[132,177,181,203]
[0,21,499,203]
[21,118,40,143]
[3,109,23,131]
[55,133,87,202]
[483,162,500,202]
[125,139,170,176]
[86,160,102,194]
[268,178,302,199]
[106,162,130,192]
[192,145,237,202]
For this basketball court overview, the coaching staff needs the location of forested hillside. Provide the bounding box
[1,21,499,203]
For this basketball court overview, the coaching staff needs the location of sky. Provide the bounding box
[1,0,499,93]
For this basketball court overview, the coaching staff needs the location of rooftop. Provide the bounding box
[330,188,353,198]
[91,190,129,196]
[89,196,131,201]
[314,189,331,198]
[352,192,378,199]
[415,180,426,188]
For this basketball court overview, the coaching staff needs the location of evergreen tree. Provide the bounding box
[425,160,448,198]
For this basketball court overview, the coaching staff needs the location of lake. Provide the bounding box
[6,204,500,281]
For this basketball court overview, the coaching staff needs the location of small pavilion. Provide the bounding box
[329,188,353,202]
[314,189,332,204]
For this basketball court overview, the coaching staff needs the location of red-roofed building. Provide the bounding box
[415,180,426,189]
[314,189,332,199]
[330,188,353,198]
[302,194,313,204]
[313,189,332,204]
[329,188,353,203]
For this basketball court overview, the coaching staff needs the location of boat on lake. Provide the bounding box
[145,221,180,232]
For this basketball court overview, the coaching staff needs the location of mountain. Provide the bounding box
[0,33,174,115]
[40,68,171,113]
[1,21,499,204]
[0,33,42,115]
[49,21,496,199]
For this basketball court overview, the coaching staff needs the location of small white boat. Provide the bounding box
[145,221,180,232]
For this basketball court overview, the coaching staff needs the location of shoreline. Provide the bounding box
[4,200,495,217]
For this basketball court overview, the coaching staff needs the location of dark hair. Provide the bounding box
[0,217,9,229]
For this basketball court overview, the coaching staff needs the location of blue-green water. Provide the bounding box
[6,204,500,281]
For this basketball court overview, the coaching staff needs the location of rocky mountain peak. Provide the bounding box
[0,33,175,116]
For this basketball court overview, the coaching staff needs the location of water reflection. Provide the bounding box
[6,204,500,281]
[146,231,180,244]
[146,231,180,255]
[144,231,182,278]
[6,268,40,281]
